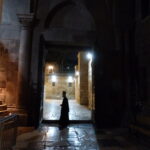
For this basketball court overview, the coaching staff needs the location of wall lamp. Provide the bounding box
[75,71,79,76]
[48,65,54,73]
[86,53,93,60]
[67,76,74,83]
[51,75,57,82]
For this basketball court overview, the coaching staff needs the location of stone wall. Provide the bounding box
[1,0,30,24]
[0,0,3,21]
[0,40,19,108]
[44,73,75,100]
[0,0,30,110]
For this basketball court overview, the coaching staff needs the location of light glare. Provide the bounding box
[48,65,54,70]
[86,53,93,60]
[51,75,57,82]
[68,76,74,83]
[75,71,79,76]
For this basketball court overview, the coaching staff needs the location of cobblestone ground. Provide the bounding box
[13,124,149,150]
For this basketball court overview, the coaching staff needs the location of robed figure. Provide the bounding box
[59,91,69,128]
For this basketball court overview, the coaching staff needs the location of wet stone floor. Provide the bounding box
[43,100,91,121]
[13,124,149,150]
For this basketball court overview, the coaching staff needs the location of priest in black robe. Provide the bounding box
[59,91,69,129]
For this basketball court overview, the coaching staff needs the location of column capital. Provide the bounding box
[17,13,34,29]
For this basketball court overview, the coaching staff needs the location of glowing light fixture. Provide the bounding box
[48,65,54,73]
[86,53,93,60]
[48,65,54,70]
[51,75,57,82]
[68,76,74,83]
[75,71,79,76]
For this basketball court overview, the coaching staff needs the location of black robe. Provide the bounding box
[59,97,69,126]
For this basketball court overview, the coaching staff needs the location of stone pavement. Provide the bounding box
[43,100,91,121]
[13,124,149,150]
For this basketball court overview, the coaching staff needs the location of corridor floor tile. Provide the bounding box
[13,124,149,150]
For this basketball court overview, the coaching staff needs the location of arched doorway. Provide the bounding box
[37,1,96,124]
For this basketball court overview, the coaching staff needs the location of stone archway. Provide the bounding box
[42,1,96,45]
[44,0,95,31]
[38,1,96,123]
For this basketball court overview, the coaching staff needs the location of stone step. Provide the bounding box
[0,110,9,116]
[0,104,7,111]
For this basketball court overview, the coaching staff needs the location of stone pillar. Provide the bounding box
[78,52,88,105]
[88,59,93,109]
[17,14,34,109]
[75,65,79,103]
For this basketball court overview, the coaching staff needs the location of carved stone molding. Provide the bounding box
[17,13,34,29]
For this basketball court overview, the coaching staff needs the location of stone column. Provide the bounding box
[88,59,93,109]
[17,14,34,109]
[78,52,88,105]
[75,65,79,103]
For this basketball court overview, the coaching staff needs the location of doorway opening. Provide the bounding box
[42,46,95,122]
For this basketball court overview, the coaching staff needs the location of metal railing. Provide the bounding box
[0,114,18,150]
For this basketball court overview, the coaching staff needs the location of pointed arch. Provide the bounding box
[44,0,75,29]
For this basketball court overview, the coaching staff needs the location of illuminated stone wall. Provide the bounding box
[44,73,75,100]
[75,52,94,108]
[88,59,94,109]
[78,52,88,105]
[0,0,29,111]
[75,66,80,103]
[0,40,19,108]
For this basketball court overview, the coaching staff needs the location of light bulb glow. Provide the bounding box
[48,65,54,70]
[68,76,74,83]
[75,71,79,76]
[86,53,93,60]
[51,75,57,82]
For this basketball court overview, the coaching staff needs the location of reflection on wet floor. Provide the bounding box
[13,124,149,150]
[43,100,91,120]
[14,124,99,150]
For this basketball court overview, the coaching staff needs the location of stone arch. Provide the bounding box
[45,0,75,29]
[44,0,95,31]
